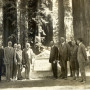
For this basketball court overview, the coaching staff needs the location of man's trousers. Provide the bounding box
[6,63,13,81]
[52,62,58,78]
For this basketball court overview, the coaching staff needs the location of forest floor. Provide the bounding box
[0,66,90,90]
[0,51,90,90]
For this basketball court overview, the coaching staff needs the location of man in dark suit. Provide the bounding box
[58,37,70,79]
[49,41,59,79]
[77,38,87,83]
[0,44,4,81]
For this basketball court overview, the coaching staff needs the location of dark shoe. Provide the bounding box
[26,78,29,79]
[55,77,58,79]
[59,74,63,78]
[69,75,72,77]
[60,77,65,79]
[81,81,86,84]
[60,76,67,79]
[64,77,67,80]
[53,76,58,79]
[17,78,22,80]
[53,78,57,80]
[6,80,10,82]
[73,77,76,80]
[79,80,83,82]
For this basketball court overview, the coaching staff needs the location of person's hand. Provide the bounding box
[57,61,60,63]
[23,65,26,68]
[53,61,55,64]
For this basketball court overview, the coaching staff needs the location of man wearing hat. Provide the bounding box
[58,37,70,79]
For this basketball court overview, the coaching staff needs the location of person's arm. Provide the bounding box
[22,50,25,65]
[2,49,4,65]
[13,49,17,64]
[82,45,87,61]
[4,48,7,64]
[31,49,35,58]
[66,43,71,61]
[55,46,59,61]
[49,47,52,63]
[2,48,4,59]
[30,49,35,64]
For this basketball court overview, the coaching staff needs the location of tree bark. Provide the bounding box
[52,0,59,44]
[0,2,3,45]
[63,0,73,42]
[3,0,17,46]
[58,0,64,39]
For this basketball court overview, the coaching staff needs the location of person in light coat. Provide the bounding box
[22,43,34,79]
[16,44,22,80]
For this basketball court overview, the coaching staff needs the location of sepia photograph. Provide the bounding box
[0,0,90,90]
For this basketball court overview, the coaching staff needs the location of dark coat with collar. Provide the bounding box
[58,43,70,62]
[0,48,4,64]
[49,45,58,63]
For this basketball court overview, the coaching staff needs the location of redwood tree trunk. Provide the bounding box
[3,0,17,46]
[72,0,89,46]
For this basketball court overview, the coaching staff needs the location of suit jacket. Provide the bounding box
[16,50,22,64]
[0,48,4,65]
[58,43,70,61]
[22,48,34,65]
[49,45,58,63]
[4,47,14,64]
[77,43,87,62]
[70,44,78,60]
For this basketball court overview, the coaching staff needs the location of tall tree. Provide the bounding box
[0,0,3,44]
[63,0,73,42]
[72,0,90,46]
[3,0,17,46]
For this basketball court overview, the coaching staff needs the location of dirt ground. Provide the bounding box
[0,66,90,90]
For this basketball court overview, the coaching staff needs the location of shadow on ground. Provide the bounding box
[0,66,90,89]
[0,76,90,89]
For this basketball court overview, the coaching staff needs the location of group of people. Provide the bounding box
[0,37,88,83]
[49,37,87,83]
[0,41,34,82]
